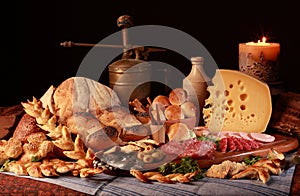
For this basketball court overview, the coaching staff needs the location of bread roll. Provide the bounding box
[181,101,197,118]
[52,77,121,123]
[152,95,170,108]
[164,105,184,120]
[167,122,194,141]
[168,88,188,105]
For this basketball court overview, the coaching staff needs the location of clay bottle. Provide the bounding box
[183,57,210,126]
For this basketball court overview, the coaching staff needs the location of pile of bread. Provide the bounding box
[0,76,199,178]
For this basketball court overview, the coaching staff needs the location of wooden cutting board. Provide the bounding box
[197,133,299,168]
[143,133,299,171]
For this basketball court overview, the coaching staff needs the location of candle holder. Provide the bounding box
[239,39,280,83]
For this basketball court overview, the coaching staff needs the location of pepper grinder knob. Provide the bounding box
[117,15,134,28]
[117,15,134,56]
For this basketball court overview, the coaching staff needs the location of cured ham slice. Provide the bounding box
[238,132,252,141]
[249,133,275,143]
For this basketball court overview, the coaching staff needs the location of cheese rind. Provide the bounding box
[203,69,272,133]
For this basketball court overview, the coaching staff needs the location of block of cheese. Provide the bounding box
[203,69,272,133]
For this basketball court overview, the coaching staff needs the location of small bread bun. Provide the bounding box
[181,101,197,118]
[167,122,192,141]
[168,88,188,105]
[152,95,170,108]
[164,105,184,120]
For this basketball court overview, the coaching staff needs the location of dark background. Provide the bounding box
[2,0,300,106]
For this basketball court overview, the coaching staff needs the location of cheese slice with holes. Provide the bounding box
[203,69,272,133]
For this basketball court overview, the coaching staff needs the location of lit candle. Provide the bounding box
[239,37,280,83]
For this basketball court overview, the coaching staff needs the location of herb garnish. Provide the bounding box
[158,156,203,180]
[243,156,261,165]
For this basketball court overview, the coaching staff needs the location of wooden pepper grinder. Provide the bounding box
[183,57,210,126]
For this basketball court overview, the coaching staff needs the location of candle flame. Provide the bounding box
[258,37,267,43]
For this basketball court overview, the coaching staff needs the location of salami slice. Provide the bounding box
[160,138,216,159]
[237,138,252,151]
[218,137,228,152]
[227,137,237,152]
[232,137,244,151]
[179,139,216,159]
[248,139,261,149]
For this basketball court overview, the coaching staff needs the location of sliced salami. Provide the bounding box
[232,137,244,151]
[237,138,252,151]
[248,139,261,149]
[179,139,216,159]
[160,138,216,160]
[218,137,228,152]
[227,137,237,152]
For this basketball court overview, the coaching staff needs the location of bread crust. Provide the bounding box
[52,77,121,123]
[13,113,41,143]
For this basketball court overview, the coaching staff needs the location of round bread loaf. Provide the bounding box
[168,88,188,105]
[52,77,121,123]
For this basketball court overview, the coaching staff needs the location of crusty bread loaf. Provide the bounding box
[13,113,41,143]
[66,112,104,136]
[52,77,121,123]
[0,104,24,140]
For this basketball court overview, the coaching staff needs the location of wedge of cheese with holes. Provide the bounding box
[203,69,272,133]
